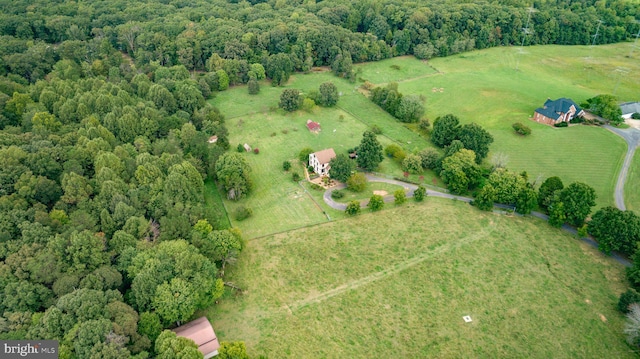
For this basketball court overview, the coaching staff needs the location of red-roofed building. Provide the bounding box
[306,119,321,133]
[173,317,220,358]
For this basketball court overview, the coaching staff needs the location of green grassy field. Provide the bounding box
[332,182,405,203]
[209,43,638,236]
[205,199,632,358]
[625,152,640,213]
[393,44,639,208]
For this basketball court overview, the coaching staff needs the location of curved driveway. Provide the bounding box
[322,174,631,267]
[604,125,640,210]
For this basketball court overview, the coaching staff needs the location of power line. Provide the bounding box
[515,6,536,71]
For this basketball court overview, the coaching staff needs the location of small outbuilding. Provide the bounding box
[309,148,336,176]
[621,102,640,119]
[533,98,584,125]
[243,143,252,152]
[208,135,218,144]
[173,317,220,359]
[306,119,321,133]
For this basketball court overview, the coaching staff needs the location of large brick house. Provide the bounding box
[309,148,336,176]
[533,98,584,125]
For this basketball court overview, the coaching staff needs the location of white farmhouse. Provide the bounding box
[309,148,336,176]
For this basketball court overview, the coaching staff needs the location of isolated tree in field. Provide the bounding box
[357,130,383,171]
[215,152,253,200]
[247,78,259,94]
[538,176,564,211]
[345,201,361,215]
[589,207,640,255]
[457,123,494,163]
[559,182,596,226]
[431,114,460,147]
[394,189,406,204]
[440,149,480,194]
[413,185,426,201]
[318,82,339,107]
[347,172,367,192]
[329,154,355,182]
[282,160,291,171]
[368,194,384,211]
[279,89,301,112]
[582,94,623,125]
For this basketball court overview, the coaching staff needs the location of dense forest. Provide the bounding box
[0,0,638,358]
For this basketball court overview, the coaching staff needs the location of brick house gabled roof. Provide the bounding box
[535,98,583,120]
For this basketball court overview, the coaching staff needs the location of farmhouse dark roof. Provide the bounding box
[535,98,582,120]
[621,102,640,115]
[173,317,220,358]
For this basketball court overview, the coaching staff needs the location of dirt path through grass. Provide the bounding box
[287,220,495,312]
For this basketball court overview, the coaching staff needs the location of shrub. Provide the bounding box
[298,147,314,163]
[390,64,401,70]
[253,148,259,154]
[282,161,291,171]
[237,143,244,152]
[331,190,344,199]
[394,189,406,204]
[368,194,384,211]
[292,172,300,181]
[633,112,640,120]
[370,124,382,134]
[302,98,315,112]
[402,154,423,174]
[384,144,406,162]
[234,206,253,221]
[347,173,367,192]
[307,165,314,173]
[419,148,441,170]
[345,201,361,215]
[512,122,532,136]
[554,121,568,128]
[419,118,430,132]
[414,185,426,201]
[248,79,260,94]
[619,290,640,313]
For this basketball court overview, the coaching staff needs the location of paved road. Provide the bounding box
[604,125,640,210]
[323,174,631,267]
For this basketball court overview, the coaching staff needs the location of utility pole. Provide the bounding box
[515,6,535,71]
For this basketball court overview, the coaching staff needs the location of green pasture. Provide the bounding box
[625,151,640,213]
[205,199,632,358]
[204,178,231,229]
[332,182,406,203]
[390,44,640,208]
[354,55,438,84]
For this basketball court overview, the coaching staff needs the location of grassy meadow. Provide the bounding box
[625,152,640,213]
[388,44,639,208]
[210,43,639,236]
[205,199,633,358]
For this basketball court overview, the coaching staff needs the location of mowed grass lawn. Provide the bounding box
[625,152,640,213]
[205,199,633,358]
[380,44,639,208]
